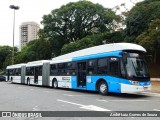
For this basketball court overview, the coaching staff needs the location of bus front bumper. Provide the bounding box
[121,83,151,93]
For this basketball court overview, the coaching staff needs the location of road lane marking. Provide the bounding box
[96,99,109,102]
[63,94,73,96]
[57,99,111,111]
[80,105,110,111]
[153,109,160,111]
[57,99,83,106]
[96,99,150,102]
[140,92,160,97]
[63,94,96,97]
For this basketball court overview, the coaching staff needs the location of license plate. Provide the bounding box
[143,87,148,90]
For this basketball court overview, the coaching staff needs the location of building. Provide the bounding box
[19,22,40,50]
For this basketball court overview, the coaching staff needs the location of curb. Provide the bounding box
[151,78,160,82]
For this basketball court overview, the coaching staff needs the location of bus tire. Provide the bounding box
[98,81,108,95]
[52,79,58,89]
[27,78,30,86]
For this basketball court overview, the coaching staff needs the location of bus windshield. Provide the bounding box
[124,52,149,78]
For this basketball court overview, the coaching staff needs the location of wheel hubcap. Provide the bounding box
[54,81,57,87]
[100,83,107,93]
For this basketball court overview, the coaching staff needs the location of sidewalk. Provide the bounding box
[151,78,160,93]
[151,78,160,81]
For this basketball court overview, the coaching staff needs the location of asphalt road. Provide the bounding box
[0,82,160,120]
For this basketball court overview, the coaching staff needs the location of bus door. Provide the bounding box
[34,67,39,83]
[77,62,86,87]
[108,57,121,92]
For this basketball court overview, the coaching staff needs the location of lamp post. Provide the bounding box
[9,5,20,65]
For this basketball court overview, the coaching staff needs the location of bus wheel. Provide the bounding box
[52,80,58,89]
[98,81,108,95]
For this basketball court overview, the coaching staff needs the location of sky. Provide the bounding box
[0,0,143,47]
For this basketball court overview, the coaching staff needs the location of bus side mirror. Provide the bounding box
[122,52,127,64]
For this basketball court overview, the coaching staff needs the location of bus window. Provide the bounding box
[12,69,16,76]
[30,67,34,75]
[88,59,97,75]
[10,69,13,76]
[58,63,65,69]
[26,67,30,75]
[18,68,21,75]
[67,62,72,68]
[38,66,42,76]
[51,64,56,69]
[97,58,108,75]
[66,62,76,76]
[50,64,57,76]
[57,63,66,75]
[109,57,120,77]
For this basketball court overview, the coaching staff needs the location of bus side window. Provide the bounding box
[10,69,13,75]
[109,57,120,77]
[88,59,97,75]
[12,69,16,76]
[50,64,57,76]
[57,63,65,75]
[18,68,21,75]
[65,62,76,76]
[30,67,34,75]
[38,66,42,76]
[26,67,30,75]
[58,63,65,69]
[97,58,108,75]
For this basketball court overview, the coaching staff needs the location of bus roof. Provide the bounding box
[51,43,146,62]
[6,63,26,69]
[26,60,50,67]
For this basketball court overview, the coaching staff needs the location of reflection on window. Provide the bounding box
[97,58,107,75]
[125,57,149,78]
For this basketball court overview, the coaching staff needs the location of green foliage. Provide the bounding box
[61,31,124,54]
[136,18,160,63]
[125,0,160,42]
[41,0,120,56]
[0,46,18,71]
[14,39,52,63]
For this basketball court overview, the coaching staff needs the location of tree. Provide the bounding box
[61,31,124,54]
[41,0,120,56]
[15,39,52,63]
[125,0,160,42]
[0,46,18,71]
[136,18,160,63]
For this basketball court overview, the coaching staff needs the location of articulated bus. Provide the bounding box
[6,63,26,83]
[25,60,50,86]
[6,43,151,95]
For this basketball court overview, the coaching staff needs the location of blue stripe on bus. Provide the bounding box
[84,76,122,93]
[71,75,122,93]
[72,50,122,61]
[71,76,77,89]
[71,75,151,93]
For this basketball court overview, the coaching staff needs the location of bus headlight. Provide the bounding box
[129,80,139,86]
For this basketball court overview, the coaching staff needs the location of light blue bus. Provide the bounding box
[6,43,151,95]
[50,43,151,95]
